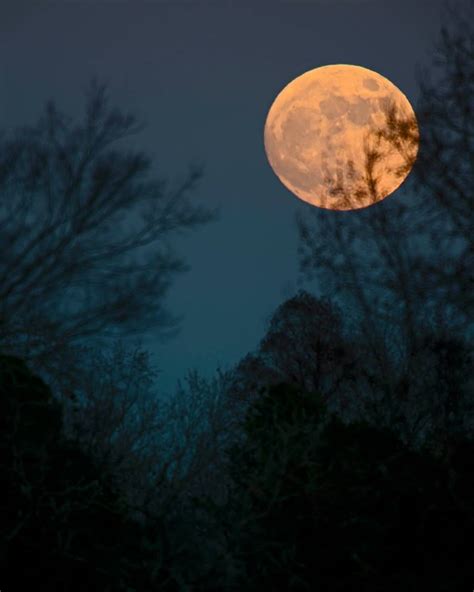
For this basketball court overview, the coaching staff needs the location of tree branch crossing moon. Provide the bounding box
[264,64,419,210]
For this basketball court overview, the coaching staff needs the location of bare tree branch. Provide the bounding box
[0,79,217,369]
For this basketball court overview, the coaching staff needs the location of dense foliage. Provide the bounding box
[218,382,474,591]
[0,354,181,592]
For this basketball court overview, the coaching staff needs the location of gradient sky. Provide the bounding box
[0,0,447,394]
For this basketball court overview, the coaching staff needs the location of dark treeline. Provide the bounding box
[1,3,473,590]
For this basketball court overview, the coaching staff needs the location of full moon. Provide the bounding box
[264,64,419,210]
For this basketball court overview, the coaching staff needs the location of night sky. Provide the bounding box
[1,0,446,393]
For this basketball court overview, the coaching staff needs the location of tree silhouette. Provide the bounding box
[0,79,216,374]
[0,354,171,591]
[228,291,360,416]
[219,382,474,592]
[0,82,220,548]
[413,0,474,321]
[296,0,473,445]
[59,340,166,517]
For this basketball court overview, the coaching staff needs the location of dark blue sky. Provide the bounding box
[0,0,446,393]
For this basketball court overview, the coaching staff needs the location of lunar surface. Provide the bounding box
[264,64,419,210]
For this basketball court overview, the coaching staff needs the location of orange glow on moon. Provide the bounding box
[264,64,419,210]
